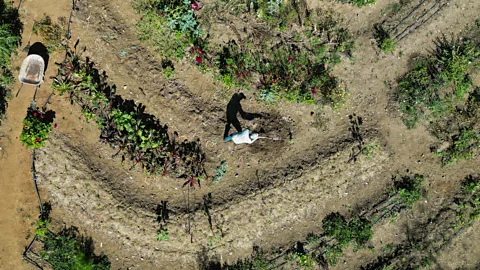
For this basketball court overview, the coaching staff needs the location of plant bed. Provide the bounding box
[20,109,56,149]
[53,44,206,180]
[134,0,354,108]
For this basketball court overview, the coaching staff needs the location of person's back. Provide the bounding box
[224,129,258,144]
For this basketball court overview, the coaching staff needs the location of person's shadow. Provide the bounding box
[27,42,50,73]
[223,93,262,139]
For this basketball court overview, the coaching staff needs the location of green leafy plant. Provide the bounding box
[374,25,396,53]
[20,110,55,149]
[223,247,270,270]
[436,128,479,166]
[323,244,343,266]
[322,212,373,265]
[162,66,175,79]
[362,141,380,158]
[213,161,228,183]
[35,219,50,237]
[292,252,315,269]
[393,173,424,208]
[40,228,111,270]
[453,175,480,227]
[157,226,170,241]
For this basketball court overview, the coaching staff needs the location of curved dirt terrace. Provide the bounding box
[37,128,391,268]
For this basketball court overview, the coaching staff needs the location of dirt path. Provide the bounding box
[0,0,73,268]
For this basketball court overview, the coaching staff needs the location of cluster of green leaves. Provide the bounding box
[39,228,110,270]
[454,175,480,228]
[339,0,376,7]
[374,25,396,53]
[392,173,424,208]
[397,36,479,129]
[32,16,65,52]
[213,161,228,183]
[20,109,55,149]
[156,226,169,241]
[0,1,22,121]
[436,128,479,166]
[322,212,373,265]
[53,46,206,179]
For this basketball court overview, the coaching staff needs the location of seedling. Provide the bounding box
[157,226,170,241]
[213,161,228,183]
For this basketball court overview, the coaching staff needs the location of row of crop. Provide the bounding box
[52,44,206,181]
[134,0,353,108]
[394,33,480,166]
[367,175,480,269]
[219,172,425,269]
[0,1,22,121]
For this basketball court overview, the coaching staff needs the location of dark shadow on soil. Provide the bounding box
[28,42,50,73]
[223,93,262,139]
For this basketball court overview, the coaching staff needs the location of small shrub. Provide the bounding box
[322,212,373,247]
[157,226,169,241]
[323,244,343,266]
[374,25,395,53]
[223,247,270,270]
[20,109,55,149]
[362,141,380,158]
[436,128,479,166]
[393,173,424,208]
[213,161,228,183]
[41,229,111,270]
[162,66,175,80]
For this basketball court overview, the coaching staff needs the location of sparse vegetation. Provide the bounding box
[374,25,396,53]
[156,226,170,241]
[31,209,110,270]
[340,0,377,7]
[32,15,66,52]
[397,35,479,128]
[393,173,424,208]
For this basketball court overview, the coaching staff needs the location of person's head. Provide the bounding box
[250,132,259,142]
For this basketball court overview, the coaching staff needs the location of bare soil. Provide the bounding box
[1,0,479,269]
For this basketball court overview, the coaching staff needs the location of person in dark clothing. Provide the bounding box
[223,93,262,140]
